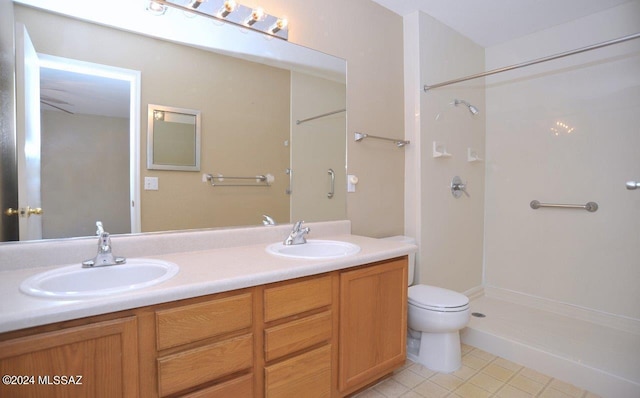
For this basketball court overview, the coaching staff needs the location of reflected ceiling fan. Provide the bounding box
[40,87,75,115]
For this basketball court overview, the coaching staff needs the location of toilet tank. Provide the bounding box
[381,235,416,286]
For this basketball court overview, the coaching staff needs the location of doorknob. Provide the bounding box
[27,206,43,215]
[4,207,43,217]
[4,208,20,216]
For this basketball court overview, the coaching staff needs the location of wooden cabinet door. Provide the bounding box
[0,316,139,398]
[338,257,407,394]
[265,344,332,398]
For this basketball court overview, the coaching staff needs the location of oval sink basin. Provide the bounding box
[266,240,360,259]
[20,258,179,299]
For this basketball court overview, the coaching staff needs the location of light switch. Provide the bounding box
[144,177,159,190]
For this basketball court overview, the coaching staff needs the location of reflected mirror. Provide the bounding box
[148,105,201,171]
[5,0,347,242]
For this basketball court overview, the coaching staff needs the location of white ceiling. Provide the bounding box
[370,0,634,47]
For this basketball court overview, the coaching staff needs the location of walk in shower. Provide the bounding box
[408,3,640,396]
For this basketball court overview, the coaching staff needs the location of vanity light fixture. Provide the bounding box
[217,0,238,18]
[153,0,289,40]
[146,1,168,15]
[245,7,266,26]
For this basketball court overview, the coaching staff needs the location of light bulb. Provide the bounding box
[246,7,265,26]
[218,0,237,17]
[270,18,288,33]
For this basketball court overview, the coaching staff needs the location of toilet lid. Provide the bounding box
[408,285,469,311]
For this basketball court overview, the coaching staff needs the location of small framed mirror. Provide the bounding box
[147,104,201,171]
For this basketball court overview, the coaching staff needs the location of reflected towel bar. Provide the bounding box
[354,132,410,147]
[296,109,346,125]
[204,173,272,187]
[530,200,598,212]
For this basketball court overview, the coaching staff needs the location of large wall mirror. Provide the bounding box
[4,0,347,242]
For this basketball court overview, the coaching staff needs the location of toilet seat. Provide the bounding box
[408,285,470,312]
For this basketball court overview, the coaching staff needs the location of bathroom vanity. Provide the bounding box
[0,222,415,397]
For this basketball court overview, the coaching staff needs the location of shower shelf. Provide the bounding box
[467,148,483,162]
[433,141,452,158]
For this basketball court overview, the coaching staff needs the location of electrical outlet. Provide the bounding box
[144,177,159,190]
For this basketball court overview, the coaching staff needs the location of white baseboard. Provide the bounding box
[483,285,640,334]
[462,285,485,301]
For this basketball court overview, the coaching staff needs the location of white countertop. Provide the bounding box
[0,233,416,334]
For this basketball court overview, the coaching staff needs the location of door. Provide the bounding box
[14,23,42,240]
[0,0,18,241]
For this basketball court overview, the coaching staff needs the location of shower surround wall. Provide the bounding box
[404,12,485,292]
[484,1,640,325]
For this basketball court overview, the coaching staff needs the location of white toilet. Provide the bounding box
[382,236,470,373]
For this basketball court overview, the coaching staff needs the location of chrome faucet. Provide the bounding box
[283,221,310,245]
[262,214,276,226]
[82,222,126,268]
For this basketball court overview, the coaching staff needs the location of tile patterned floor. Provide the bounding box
[356,345,600,398]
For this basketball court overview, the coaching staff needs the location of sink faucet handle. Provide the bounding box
[82,221,126,267]
[98,232,112,253]
[96,221,104,235]
[284,220,310,245]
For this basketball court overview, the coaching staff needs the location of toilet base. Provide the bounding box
[416,330,462,373]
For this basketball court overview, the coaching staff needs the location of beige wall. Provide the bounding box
[405,12,485,292]
[40,111,130,238]
[291,72,346,222]
[484,2,640,320]
[255,0,405,237]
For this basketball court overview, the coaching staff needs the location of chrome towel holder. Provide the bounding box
[203,173,273,187]
[354,132,410,148]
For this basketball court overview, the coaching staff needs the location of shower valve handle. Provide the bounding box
[626,181,639,190]
[451,176,470,198]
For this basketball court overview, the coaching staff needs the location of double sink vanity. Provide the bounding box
[0,221,416,397]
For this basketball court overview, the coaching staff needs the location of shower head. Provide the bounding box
[453,99,479,115]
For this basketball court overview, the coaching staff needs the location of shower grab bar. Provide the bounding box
[327,169,335,199]
[424,32,640,91]
[296,109,346,125]
[530,200,598,212]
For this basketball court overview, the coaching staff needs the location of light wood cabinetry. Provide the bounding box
[0,256,408,398]
[338,257,408,395]
[0,316,139,398]
[153,290,255,397]
[263,274,336,398]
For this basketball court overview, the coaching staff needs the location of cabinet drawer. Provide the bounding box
[264,344,331,398]
[156,292,252,350]
[264,275,332,322]
[157,334,253,397]
[180,373,253,398]
[264,311,332,362]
